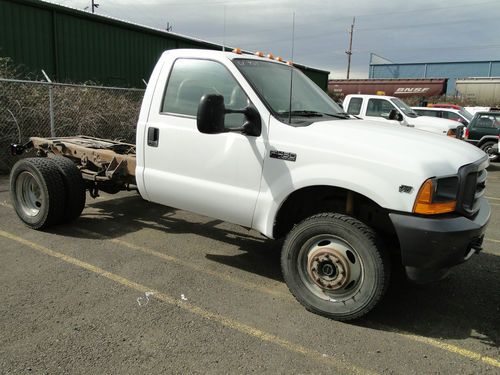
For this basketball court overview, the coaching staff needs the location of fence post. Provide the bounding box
[42,70,56,137]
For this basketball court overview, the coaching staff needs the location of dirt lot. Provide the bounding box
[0,165,499,374]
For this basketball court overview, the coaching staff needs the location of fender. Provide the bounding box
[251,162,421,238]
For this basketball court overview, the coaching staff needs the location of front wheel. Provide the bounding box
[281,213,390,321]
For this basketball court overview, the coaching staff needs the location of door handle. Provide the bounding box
[147,127,159,147]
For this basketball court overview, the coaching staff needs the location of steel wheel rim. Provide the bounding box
[484,145,495,160]
[298,235,364,303]
[16,171,43,217]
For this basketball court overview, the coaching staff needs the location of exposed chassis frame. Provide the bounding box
[11,136,137,195]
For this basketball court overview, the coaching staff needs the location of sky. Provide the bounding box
[46,0,500,78]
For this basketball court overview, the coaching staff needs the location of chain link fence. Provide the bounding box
[0,78,145,174]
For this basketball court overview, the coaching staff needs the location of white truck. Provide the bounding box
[9,49,491,321]
[343,94,462,137]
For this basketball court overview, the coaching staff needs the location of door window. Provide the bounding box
[442,111,461,122]
[415,109,439,117]
[161,59,250,128]
[366,99,397,118]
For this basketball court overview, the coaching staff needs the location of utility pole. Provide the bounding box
[91,0,99,14]
[345,17,355,79]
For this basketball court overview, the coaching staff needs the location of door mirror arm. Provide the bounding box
[225,107,261,136]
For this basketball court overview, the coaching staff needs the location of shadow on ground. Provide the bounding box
[55,193,500,349]
[53,194,283,283]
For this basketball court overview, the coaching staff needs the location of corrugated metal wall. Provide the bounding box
[0,0,329,89]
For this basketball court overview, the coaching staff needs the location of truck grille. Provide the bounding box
[456,156,488,217]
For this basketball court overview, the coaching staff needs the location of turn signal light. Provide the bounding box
[232,48,242,54]
[413,179,456,214]
[255,51,265,57]
[286,60,293,66]
[276,56,284,62]
[267,53,275,60]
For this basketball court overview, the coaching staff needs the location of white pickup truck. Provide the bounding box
[9,49,490,321]
[343,94,462,137]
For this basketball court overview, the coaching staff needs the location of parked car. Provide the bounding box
[464,111,500,162]
[412,106,472,126]
[343,94,461,137]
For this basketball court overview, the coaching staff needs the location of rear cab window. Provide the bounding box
[346,98,362,115]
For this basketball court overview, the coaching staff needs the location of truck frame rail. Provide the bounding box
[11,136,137,195]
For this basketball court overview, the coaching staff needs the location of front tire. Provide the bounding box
[281,213,390,321]
[10,158,66,229]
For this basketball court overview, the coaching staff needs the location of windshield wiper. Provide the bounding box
[278,110,350,119]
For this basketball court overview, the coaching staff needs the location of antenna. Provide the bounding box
[222,5,226,51]
[288,12,295,125]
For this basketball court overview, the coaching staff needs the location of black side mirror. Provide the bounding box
[197,94,261,136]
[388,109,403,121]
[197,94,226,134]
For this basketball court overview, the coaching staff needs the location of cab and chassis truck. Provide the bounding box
[9,49,491,321]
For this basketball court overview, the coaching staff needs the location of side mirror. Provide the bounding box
[197,94,261,136]
[388,109,403,121]
[197,94,226,134]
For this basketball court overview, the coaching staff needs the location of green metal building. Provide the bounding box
[0,0,329,89]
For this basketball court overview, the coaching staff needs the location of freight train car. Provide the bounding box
[456,78,500,105]
[328,79,448,99]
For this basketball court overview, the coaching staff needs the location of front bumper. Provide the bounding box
[389,198,491,283]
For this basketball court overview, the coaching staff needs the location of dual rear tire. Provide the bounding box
[10,157,86,229]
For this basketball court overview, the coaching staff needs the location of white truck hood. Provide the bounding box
[303,118,484,176]
[407,115,458,132]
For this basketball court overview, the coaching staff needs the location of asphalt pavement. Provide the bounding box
[0,164,499,374]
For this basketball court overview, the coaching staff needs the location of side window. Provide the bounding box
[474,115,495,128]
[366,99,396,118]
[346,98,362,115]
[162,59,250,128]
[442,111,460,121]
[416,109,438,117]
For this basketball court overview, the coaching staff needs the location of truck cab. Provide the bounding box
[343,94,461,137]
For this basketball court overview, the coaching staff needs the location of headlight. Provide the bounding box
[413,176,458,214]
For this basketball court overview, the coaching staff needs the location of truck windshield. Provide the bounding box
[390,98,419,118]
[233,59,346,124]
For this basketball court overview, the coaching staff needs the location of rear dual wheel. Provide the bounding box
[10,157,86,229]
[281,213,390,321]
